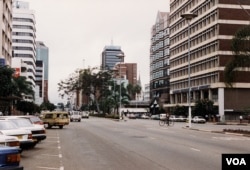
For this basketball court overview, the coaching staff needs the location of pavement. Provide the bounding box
[183,122,250,137]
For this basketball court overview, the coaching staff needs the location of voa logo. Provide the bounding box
[226,158,246,166]
[222,154,250,170]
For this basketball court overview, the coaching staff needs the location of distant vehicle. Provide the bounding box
[192,116,206,123]
[0,120,35,150]
[160,113,166,120]
[176,115,187,122]
[169,115,178,121]
[81,111,89,118]
[70,111,81,122]
[127,113,136,119]
[0,145,23,169]
[41,111,70,129]
[150,114,160,120]
[141,114,150,119]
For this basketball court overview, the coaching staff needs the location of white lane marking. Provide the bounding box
[41,154,62,157]
[190,147,200,152]
[37,166,61,170]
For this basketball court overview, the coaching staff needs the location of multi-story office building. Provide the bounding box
[166,0,250,120]
[150,11,170,110]
[36,41,49,102]
[0,0,12,66]
[114,63,137,85]
[12,0,36,101]
[35,60,44,105]
[101,45,124,70]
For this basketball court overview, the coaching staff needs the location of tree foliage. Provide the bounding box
[193,99,215,117]
[224,25,250,86]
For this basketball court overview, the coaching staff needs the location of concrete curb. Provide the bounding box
[182,127,250,137]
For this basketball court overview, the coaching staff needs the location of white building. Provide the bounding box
[0,0,12,66]
[12,0,36,101]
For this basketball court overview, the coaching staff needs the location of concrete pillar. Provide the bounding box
[218,88,225,122]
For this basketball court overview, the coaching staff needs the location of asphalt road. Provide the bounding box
[20,118,250,170]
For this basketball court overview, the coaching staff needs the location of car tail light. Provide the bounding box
[8,141,20,147]
[6,153,21,163]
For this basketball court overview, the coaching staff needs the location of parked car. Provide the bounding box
[41,111,70,129]
[176,115,187,122]
[18,115,44,125]
[127,113,136,119]
[0,120,35,150]
[160,113,166,120]
[141,114,150,119]
[70,111,82,122]
[151,114,160,120]
[0,135,20,149]
[0,145,23,169]
[81,111,89,118]
[1,117,46,144]
[192,116,206,123]
[169,115,178,121]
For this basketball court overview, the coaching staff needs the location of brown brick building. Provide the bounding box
[165,0,250,121]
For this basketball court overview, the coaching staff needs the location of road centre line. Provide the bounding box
[37,166,62,170]
[41,153,62,157]
[190,147,200,152]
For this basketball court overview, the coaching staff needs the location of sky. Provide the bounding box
[26,0,170,104]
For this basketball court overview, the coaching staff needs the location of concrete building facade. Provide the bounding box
[166,0,250,120]
[12,0,36,101]
[0,0,12,66]
[36,41,49,102]
[101,45,124,70]
[150,11,170,110]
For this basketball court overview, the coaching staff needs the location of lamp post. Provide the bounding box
[181,13,197,128]
[116,53,124,120]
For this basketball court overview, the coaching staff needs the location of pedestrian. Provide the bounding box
[239,115,243,124]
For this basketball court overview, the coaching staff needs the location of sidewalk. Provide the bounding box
[183,122,250,137]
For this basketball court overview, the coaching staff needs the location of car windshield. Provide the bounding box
[10,118,33,127]
[30,117,41,123]
[0,121,19,130]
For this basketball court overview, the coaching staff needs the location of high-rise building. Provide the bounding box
[114,63,137,86]
[166,0,250,120]
[101,45,124,70]
[150,11,170,109]
[0,0,12,66]
[12,0,36,101]
[36,41,49,102]
[35,60,44,105]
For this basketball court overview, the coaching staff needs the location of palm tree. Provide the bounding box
[224,25,250,86]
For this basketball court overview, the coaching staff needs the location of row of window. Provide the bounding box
[171,39,218,67]
[170,72,218,91]
[171,11,218,57]
[13,18,35,24]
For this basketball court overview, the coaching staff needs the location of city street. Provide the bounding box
[21,117,250,170]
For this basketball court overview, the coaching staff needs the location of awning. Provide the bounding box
[120,108,148,113]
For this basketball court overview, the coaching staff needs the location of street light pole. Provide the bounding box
[181,13,197,128]
[117,53,124,120]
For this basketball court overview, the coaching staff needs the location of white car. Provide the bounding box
[0,120,35,150]
[0,135,20,149]
[0,116,46,144]
[70,111,82,122]
[192,116,206,123]
[81,111,89,118]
